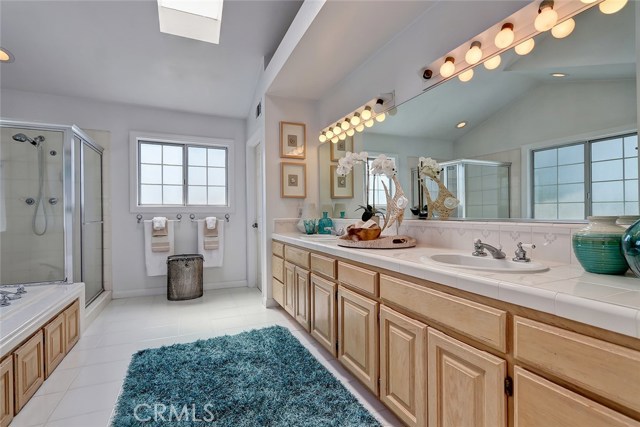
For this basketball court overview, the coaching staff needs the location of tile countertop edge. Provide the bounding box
[272,233,640,339]
[0,283,85,357]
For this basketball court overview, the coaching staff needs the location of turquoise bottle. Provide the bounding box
[318,212,333,235]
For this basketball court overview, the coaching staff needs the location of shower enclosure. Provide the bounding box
[0,120,104,305]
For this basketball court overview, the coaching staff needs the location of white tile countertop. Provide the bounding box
[0,282,85,357]
[273,232,640,339]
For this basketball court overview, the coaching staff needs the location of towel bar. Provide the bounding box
[137,214,182,224]
[189,213,231,223]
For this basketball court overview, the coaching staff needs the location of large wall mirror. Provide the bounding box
[319,5,637,221]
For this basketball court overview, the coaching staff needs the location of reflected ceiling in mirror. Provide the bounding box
[319,4,636,222]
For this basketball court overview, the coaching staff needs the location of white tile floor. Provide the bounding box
[10,287,402,427]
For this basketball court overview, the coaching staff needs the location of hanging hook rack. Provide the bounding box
[136,214,182,223]
[188,213,231,223]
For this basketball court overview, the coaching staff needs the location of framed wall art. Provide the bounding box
[330,165,353,199]
[330,135,353,162]
[280,121,306,159]
[281,162,307,198]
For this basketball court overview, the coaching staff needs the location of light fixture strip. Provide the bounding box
[420,0,604,88]
[319,94,395,143]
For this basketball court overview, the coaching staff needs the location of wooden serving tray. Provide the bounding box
[337,235,417,249]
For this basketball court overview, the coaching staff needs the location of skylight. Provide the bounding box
[157,0,224,44]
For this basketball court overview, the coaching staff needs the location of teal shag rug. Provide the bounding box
[112,326,381,426]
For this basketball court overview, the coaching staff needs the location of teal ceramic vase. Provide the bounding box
[572,216,628,275]
[622,218,640,277]
[318,212,333,234]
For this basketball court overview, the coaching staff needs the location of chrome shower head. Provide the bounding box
[12,133,45,146]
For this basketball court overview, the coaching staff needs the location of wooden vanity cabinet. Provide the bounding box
[43,313,66,378]
[310,273,338,356]
[0,357,13,427]
[64,299,80,351]
[13,330,44,413]
[283,261,296,316]
[379,306,427,427]
[294,267,311,332]
[337,285,379,395]
[427,328,507,427]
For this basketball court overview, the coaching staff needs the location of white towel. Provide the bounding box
[197,220,224,268]
[144,220,174,276]
[152,216,167,230]
[205,216,217,230]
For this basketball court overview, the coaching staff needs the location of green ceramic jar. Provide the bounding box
[572,216,628,275]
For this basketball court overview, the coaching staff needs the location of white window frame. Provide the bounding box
[129,131,235,214]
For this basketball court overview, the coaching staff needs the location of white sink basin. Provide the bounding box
[424,253,549,273]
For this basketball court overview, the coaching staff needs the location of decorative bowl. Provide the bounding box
[343,224,382,241]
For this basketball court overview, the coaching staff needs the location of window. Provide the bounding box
[366,157,395,209]
[135,136,229,208]
[532,133,638,219]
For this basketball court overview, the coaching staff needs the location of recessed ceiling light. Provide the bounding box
[0,47,14,63]
[456,121,467,129]
[551,72,567,77]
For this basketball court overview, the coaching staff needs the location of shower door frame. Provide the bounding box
[0,119,102,286]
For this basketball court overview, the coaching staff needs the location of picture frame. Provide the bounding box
[330,165,354,199]
[281,162,307,198]
[330,135,353,162]
[280,121,306,159]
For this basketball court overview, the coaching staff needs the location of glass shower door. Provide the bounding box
[82,141,103,303]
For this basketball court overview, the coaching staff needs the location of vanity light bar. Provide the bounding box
[420,0,610,87]
[318,93,395,143]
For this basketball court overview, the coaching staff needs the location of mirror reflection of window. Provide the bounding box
[366,157,396,210]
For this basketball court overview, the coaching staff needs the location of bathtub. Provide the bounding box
[0,282,85,357]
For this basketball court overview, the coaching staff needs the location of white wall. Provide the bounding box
[1,88,248,298]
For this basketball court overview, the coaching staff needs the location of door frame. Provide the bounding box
[245,129,266,295]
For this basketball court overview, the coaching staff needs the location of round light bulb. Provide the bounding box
[599,0,628,14]
[551,18,575,39]
[458,69,474,82]
[331,136,339,143]
[535,4,558,32]
[375,113,386,122]
[456,121,467,129]
[339,133,346,141]
[340,121,350,131]
[355,124,365,132]
[332,125,340,135]
[0,50,10,62]
[319,133,327,143]
[465,42,482,65]
[349,114,361,126]
[365,119,374,128]
[440,57,455,78]
[346,128,355,136]
[515,38,535,55]
[494,23,514,49]
[484,55,502,70]
[361,107,372,121]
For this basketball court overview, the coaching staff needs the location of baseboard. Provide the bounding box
[263,297,279,308]
[84,290,112,329]
[112,280,248,299]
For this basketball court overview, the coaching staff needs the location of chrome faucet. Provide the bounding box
[473,239,506,259]
[0,294,10,306]
[513,242,536,262]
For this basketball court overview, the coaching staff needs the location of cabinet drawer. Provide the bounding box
[338,262,379,298]
[272,278,285,308]
[272,255,284,283]
[272,241,284,258]
[285,246,310,269]
[0,357,13,427]
[514,316,640,413]
[13,330,44,412]
[514,367,640,427]
[380,275,507,352]
[311,253,337,280]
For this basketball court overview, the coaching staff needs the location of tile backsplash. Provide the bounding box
[274,218,587,266]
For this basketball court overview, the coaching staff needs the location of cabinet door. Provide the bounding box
[514,367,640,427]
[338,286,379,394]
[427,328,506,427]
[283,261,296,317]
[0,357,13,427]
[380,306,428,427]
[272,278,285,308]
[310,273,337,356]
[44,313,66,378]
[294,267,311,332]
[64,299,80,351]
[14,330,44,413]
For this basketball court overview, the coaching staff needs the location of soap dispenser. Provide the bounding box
[318,212,333,234]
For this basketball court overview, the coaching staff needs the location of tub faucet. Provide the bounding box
[473,239,506,259]
[0,290,22,300]
[0,294,10,306]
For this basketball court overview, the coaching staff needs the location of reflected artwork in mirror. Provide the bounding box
[319,4,636,222]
